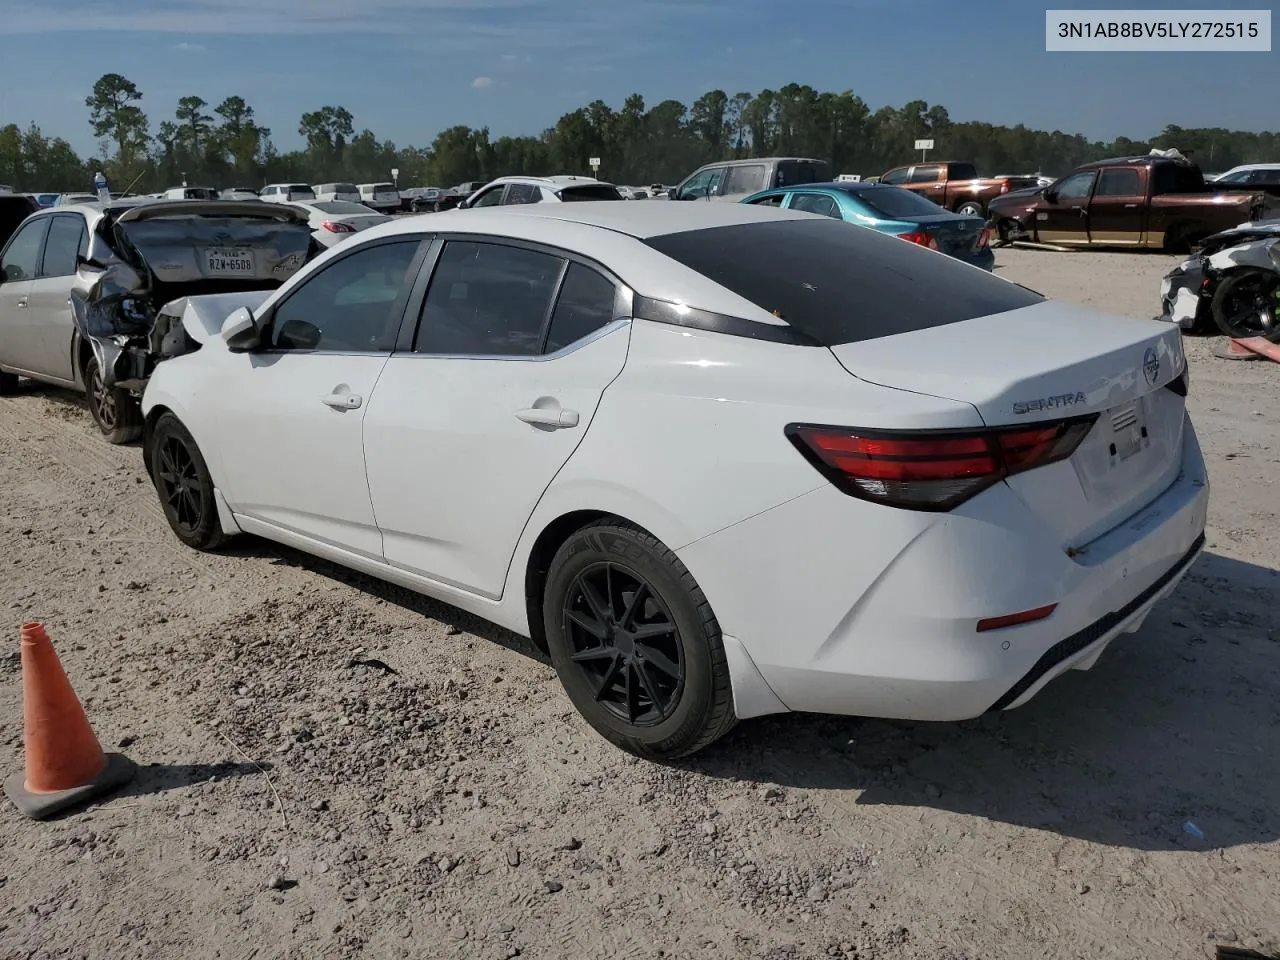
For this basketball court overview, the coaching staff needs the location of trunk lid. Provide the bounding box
[827,300,1189,546]
[906,214,986,257]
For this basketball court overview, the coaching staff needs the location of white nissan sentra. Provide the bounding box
[140,202,1208,759]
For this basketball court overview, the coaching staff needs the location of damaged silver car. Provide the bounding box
[0,199,319,442]
[1160,218,1280,342]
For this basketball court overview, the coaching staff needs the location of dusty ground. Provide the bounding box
[1,248,1278,960]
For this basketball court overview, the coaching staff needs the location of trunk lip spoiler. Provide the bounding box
[113,200,310,226]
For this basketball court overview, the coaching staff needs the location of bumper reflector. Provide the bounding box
[976,603,1057,633]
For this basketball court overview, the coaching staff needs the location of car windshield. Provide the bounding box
[557,184,623,201]
[851,186,951,219]
[643,218,1043,346]
[313,201,374,215]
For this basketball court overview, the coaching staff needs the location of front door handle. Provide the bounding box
[322,392,362,410]
[16,296,28,308]
[516,407,579,428]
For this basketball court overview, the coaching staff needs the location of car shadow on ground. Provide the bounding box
[688,551,1279,853]
[217,537,549,665]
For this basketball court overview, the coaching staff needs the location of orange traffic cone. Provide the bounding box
[4,622,135,820]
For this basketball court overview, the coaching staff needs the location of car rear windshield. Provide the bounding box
[851,186,951,219]
[371,184,397,193]
[947,162,979,180]
[557,184,623,201]
[643,218,1044,346]
[314,201,373,215]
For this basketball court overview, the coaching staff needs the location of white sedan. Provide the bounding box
[140,202,1208,759]
[285,200,393,247]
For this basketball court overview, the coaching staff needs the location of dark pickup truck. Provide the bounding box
[987,155,1266,251]
[878,162,1040,218]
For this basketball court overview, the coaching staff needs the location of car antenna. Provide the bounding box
[118,164,151,198]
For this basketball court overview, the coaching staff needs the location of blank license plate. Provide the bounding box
[1109,404,1149,464]
[205,248,256,276]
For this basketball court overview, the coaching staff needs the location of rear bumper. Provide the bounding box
[680,418,1209,722]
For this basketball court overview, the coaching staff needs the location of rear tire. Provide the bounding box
[543,521,736,760]
[0,370,18,395]
[148,412,229,551]
[956,201,984,218]
[85,355,142,444]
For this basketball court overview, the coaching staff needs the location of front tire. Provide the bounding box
[1211,269,1280,342]
[85,355,142,444]
[0,370,18,395]
[543,521,736,760]
[148,412,228,551]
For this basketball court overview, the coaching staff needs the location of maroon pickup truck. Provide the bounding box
[878,162,1039,218]
[987,155,1266,251]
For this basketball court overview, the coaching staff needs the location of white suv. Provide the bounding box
[460,175,623,208]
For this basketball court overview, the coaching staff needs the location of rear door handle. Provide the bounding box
[516,407,579,428]
[16,296,28,308]
[1124,203,1138,209]
[322,392,362,410]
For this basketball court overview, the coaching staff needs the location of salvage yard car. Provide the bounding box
[741,180,994,270]
[1160,218,1280,341]
[0,199,318,442]
[988,154,1266,251]
[139,202,1207,760]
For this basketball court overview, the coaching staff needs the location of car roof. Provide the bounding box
[487,175,614,188]
[1220,163,1280,173]
[384,198,813,240]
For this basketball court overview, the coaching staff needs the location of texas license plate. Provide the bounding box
[204,248,256,276]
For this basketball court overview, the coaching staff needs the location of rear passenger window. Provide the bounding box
[41,216,86,277]
[1096,168,1141,197]
[416,241,563,356]
[790,194,839,218]
[545,263,617,353]
[504,183,541,205]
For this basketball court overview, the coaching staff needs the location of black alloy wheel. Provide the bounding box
[543,521,736,760]
[1211,269,1280,342]
[148,412,227,550]
[562,561,685,727]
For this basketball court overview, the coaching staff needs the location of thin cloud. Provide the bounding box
[174,41,206,52]
[471,76,495,90]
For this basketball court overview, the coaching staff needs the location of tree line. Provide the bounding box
[1,72,1276,194]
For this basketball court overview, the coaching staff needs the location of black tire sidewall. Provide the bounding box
[85,355,141,443]
[149,413,224,549]
[1212,269,1280,342]
[544,525,718,756]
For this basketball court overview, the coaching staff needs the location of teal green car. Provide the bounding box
[741,181,995,270]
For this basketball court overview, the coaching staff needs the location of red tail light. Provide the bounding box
[976,227,991,249]
[786,417,1097,511]
[899,230,939,249]
[322,220,356,233]
[1000,181,1010,194]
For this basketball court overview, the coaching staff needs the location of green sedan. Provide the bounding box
[741,181,995,270]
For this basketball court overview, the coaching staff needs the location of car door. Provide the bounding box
[211,236,428,557]
[1086,167,1146,246]
[905,164,945,202]
[364,239,630,599]
[0,216,50,375]
[675,166,726,201]
[23,213,86,382]
[1036,170,1096,244]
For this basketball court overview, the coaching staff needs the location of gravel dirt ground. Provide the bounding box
[1,247,1277,960]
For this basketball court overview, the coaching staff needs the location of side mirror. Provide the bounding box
[76,253,106,270]
[275,317,321,351]
[221,306,260,352]
[1043,190,1058,205]
[456,197,469,210]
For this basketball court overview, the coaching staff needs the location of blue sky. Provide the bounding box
[0,0,1273,158]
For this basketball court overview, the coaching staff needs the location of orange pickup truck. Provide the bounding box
[986,155,1266,251]
[878,162,1039,217]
